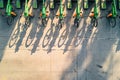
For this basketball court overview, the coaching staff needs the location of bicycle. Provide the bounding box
[107,13,116,28]
[89,0,99,27]
[73,0,83,28]
[6,11,17,26]
[39,0,49,27]
[5,0,17,26]
[106,0,117,28]
[23,0,34,27]
[56,0,65,30]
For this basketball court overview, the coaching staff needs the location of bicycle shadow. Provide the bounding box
[31,24,45,54]
[25,12,40,48]
[8,15,22,48]
[58,27,69,47]
[57,2,75,48]
[60,2,118,80]
[62,1,90,53]
[14,24,28,53]
[47,24,61,53]
[42,24,54,48]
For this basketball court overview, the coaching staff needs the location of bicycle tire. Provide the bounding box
[25,17,31,27]
[74,18,80,28]
[58,19,63,30]
[91,18,98,27]
[109,17,116,28]
[42,19,47,27]
[7,16,14,26]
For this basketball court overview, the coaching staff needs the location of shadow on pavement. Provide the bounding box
[47,24,61,53]
[58,27,69,47]
[0,10,20,61]
[60,2,118,80]
[42,24,54,48]
[15,24,28,52]
[9,16,21,48]
[31,21,45,54]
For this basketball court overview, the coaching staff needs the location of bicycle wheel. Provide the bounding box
[42,19,47,27]
[25,17,31,27]
[91,18,98,27]
[7,16,14,26]
[58,19,63,30]
[109,17,116,28]
[74,18,80,28]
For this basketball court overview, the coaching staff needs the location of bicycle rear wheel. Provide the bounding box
[91,17,98,27]
[25,17,31,27]
[7,16,14,26]
[42,19,47,27]
[109,17,116,28]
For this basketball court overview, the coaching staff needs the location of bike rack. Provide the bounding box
[0,0,4,8]
[67,0,72,9]
[32,0,38,9]
[100,0,106,9]
[50,0,54,9]
[83,0,88,9]
[16,0,21,9]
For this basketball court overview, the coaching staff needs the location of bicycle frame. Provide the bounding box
[40,0,49,27]
[89,0,99,27]
[74,0,82,19]
[111,0,117,18]
[59,0,64,20]
[89,0,98,19]
[94,0,98,19]
[6,0,12,16]
[56,0,65,29]
[24,0,29,17]
[107,0,117,28]
[73,0,82,28]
